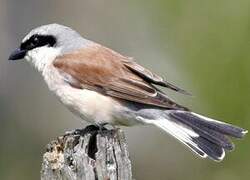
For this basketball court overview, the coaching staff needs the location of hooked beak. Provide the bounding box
[8,48,27,61]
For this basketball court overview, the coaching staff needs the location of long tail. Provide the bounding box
[148,110,247,161]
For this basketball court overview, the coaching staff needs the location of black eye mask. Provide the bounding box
[8,34,56,61]
[20,35,56,51]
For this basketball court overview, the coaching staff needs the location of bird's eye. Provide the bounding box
[31,37,39,46]
[33,37,39,43]
[25,36,40,50]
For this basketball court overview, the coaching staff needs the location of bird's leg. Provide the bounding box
[70,125,100,136]
[65,123,117,159]
[97,123,109,133]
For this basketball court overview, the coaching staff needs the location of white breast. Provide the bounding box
[25,47,139,126]
[42,64,122,124]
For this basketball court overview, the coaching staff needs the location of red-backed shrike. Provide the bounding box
[9,24,247,161]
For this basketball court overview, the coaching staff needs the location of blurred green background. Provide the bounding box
[0,0,249,179]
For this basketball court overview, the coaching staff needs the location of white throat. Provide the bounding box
[25,46,61,73]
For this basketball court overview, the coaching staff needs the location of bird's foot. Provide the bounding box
[70,124,110,137]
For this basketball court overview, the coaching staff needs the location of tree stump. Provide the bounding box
[41,125,133,180]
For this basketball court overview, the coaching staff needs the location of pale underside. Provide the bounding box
[30,43,188,125]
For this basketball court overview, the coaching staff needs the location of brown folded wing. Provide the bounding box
[123,60,191,95]
[53,44,188,110]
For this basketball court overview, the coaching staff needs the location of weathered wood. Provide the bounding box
[41,126,132,180]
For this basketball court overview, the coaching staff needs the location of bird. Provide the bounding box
[9,24,247,161]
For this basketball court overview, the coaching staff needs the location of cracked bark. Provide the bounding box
[41,126,133,180]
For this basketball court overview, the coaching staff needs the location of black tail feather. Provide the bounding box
[192,136,224,161]
[169,112,234,151]
[168,111,247,161]
[171,112,246,138]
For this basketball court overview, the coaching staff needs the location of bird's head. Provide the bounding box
[9,23,90,71]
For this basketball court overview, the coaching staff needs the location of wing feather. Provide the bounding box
[123,59,191,95]
[53,44,187,110]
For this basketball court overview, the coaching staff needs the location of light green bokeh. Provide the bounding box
[0,0,249,179]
